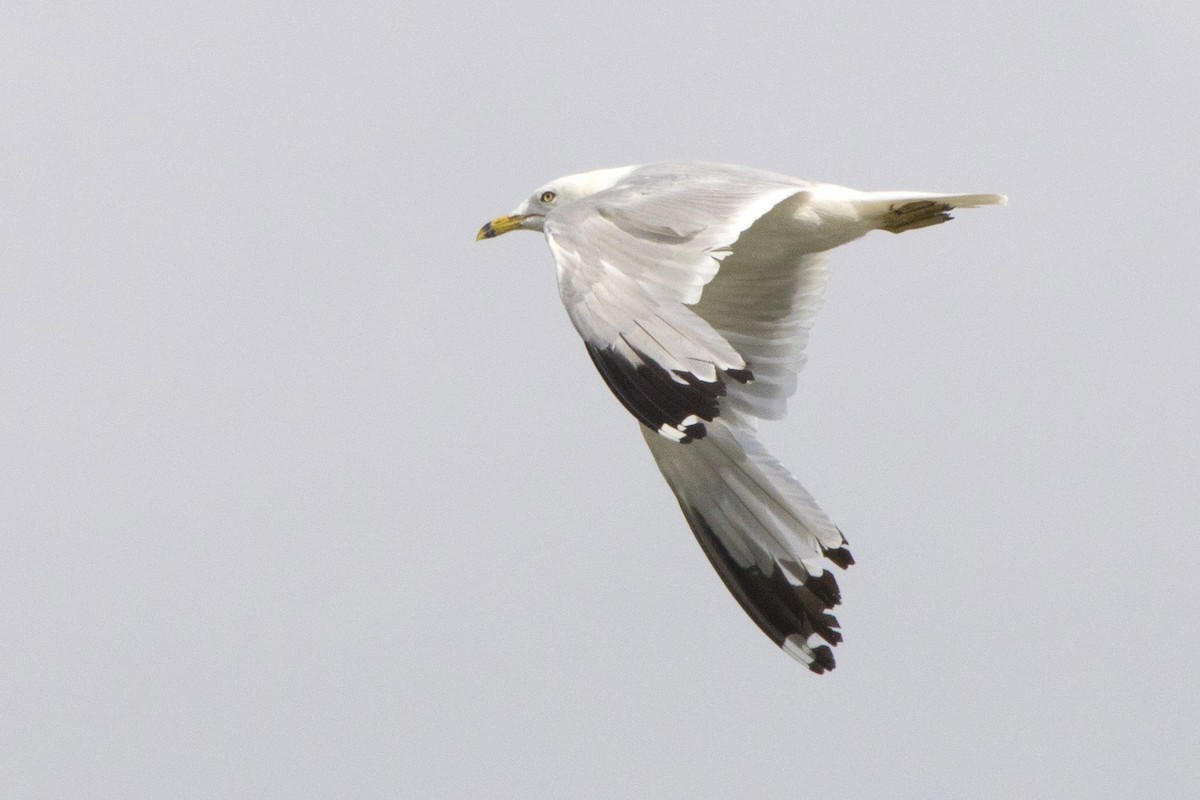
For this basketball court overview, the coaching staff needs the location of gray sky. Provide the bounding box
[4,2,1198,798]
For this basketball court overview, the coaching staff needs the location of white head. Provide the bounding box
[477,165,638,240]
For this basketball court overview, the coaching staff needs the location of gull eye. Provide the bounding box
[540,190,557,203]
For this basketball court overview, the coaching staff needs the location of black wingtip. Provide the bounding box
[725,367,754,384]
[805,570,842,607]
[682,506,848,674]
[585,341,726,443]
[679,420,707,443]
[825,545,855,569]
[808,644,836,674]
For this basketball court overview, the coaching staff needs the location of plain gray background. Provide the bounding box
[4,2,1198,797]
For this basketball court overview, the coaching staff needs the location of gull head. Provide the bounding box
[477,165,639,240]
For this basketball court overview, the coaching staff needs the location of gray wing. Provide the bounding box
[689,191,833,422]
[546,163,811,441]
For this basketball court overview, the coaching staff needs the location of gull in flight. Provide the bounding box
[478,162,1004,673]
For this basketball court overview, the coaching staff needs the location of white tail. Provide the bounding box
[854,191,1007,233]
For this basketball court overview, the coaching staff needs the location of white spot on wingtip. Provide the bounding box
[657,423,685,441]
[782,634,815,665]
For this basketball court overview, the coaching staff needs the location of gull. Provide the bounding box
[478,162,1004,673]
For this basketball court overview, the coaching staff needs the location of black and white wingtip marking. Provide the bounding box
[585,342,753,444]
[783,634,836,674]
[657,414,706,443]
[685,506,854,674]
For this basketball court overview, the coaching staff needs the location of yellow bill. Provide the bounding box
[476,215,530,240]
